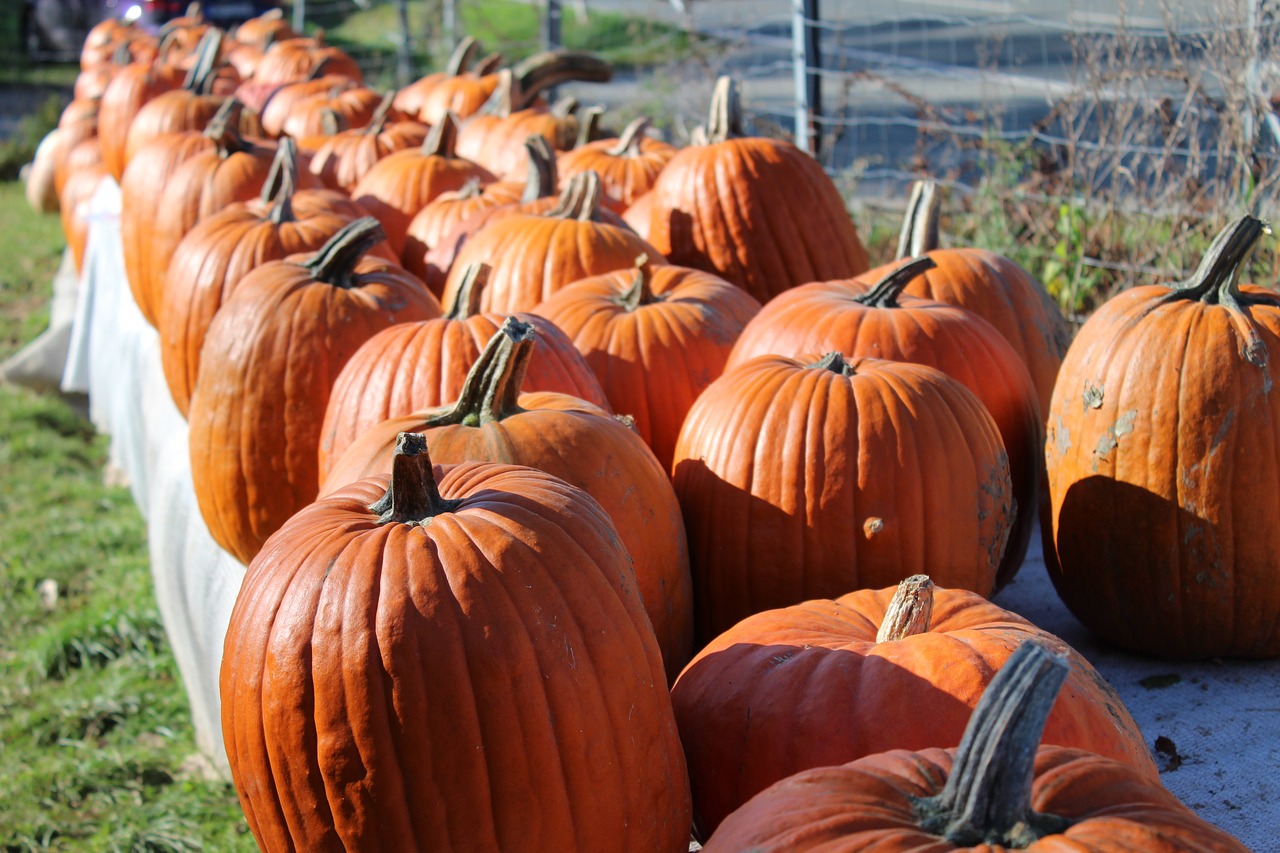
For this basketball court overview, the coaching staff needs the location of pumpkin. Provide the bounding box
[278,84,387,140]
[307,91,429,191]
[727,256,1042,591]
[50,101,99,199]
[866,180,1071,414]
[232,8,296,50]
[533,256,761,470]
[319,263,610,475]
[673,574,1160,836]
[321,318,694,680]
[414,51,508,125]
[672,349,1013,642]
[26,129,62,214]
[622,189,654,239]
[80,16,137,69]
[1045,215,1280,659]
[440,171,660,313]
[250,32,363,85]
[160,140,391,416]
[188,218,440,564]
[54,134,102,202]
[221,433,692,851]
[259,75,361,138]
[646,77,870,303]
[98,43,189,181]
[703,640,1247,852]
[557,116,675,210]
[351,113,495,255]
[392,35,481,116]
[59,160,109,273]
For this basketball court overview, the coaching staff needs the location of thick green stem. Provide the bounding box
[304,217,385,288]
[547,171,604,222]
[896,180,941,259]
[914,640,1072,846]
[425,317,535,428]
[620,254,657,310]
[522,136,558,203]
[422,112,460,157]
[444,263,491,320]
[608,117,651,157]
[369,432,461,525]
[262,137,298,225]
[706,76,745,143]
[853,256,938,309]
[876,575,934,642]
[807,352,854,376]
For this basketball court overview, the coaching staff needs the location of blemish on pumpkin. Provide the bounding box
[1091,409,1137,469]
[863,517,884,538]
[769,652,794,667]
[1210,409,1236,451]
[1053,416,1071,457]
[1083,381,1104,410]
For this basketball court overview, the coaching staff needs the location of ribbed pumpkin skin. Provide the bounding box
[646,138,869,304]
[557,134,675,209]
[672,585,1160,836]
[188,251,440,564]
[122,89,225,169]
[704,747,1247,852]
[1046,283,1280,659]
[221,461,692,852]
[727,281,1041,591]
[59,162,108,273]
[318,314,610,477]
[441,213,661,313]
[98,60,186,181]
[308,120,430,192]
[671,355,1012,642]
[160,190,390,416]
[401,180,522,283]
[860,250,1070,414]
[321,391,694,682]
[533,264,762,471]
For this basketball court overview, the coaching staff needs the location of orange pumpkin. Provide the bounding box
[557,116,675,210]
[306,91,429,191]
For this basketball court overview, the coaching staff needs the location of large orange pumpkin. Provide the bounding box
[673,575,1159,837]
[188,218,440,564]
[222,434,692,851]
[727,256,1042,591]
[98,46,187,181]
[321,318,694,680]
[318,263,610,475]
[646,77,870,303]
[1045,215,1280,659]
[306,91,429,191]
[392,35,480,116]
[672,351,1013,642]
[703,640,1246,852]
[556,116,675,210]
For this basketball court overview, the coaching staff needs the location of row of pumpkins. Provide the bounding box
[27,5,1274,849]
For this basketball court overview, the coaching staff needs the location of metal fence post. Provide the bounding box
[396,0,414,85]
[792,0,822,156]
[292,0,305,32]
[443,0,457,54]
[545,0,562,51]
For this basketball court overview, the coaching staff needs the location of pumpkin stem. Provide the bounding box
[913,640,1072,846]
[444,263,491,320]
[522,136,558,203]
[318,108,346,137]
[262,137,298,225]
[369,432,461,525]
[510,50,613,112]
[547,171,604,222]
[304,217,386,288]
[182,29,222,95]
[364,90,397,136]
[576,106,605,148]
[1166,215,1273,366]
[876,575,934,642]
[427,317,535,428]
[706,76,746,144]
[620,254,657,310]
[473,52,504,76]
[807,352,854,376]
[897,180,941,259]
[422,112,460,157]
[204,99,250,154]
[853,256,938,309]
[444,35,480,77]
[608,116,652,157]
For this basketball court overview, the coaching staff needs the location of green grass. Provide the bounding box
[0,184,252,851]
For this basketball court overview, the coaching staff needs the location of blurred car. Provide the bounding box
[129,0,283,30]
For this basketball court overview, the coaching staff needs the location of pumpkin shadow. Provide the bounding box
[674,640,975,841]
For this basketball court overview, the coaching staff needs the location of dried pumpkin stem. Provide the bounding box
[896,180,941,259]
[422,112,460,157]
[511,50,613,111]
[262,138,298,224]
[428,317,535,427]
[706,76,745,143]
[182,29,222,94]
[444,263,491,320]
[445,35,480,76]
[369,432,461,525]
[364,90,397,135]
[914,640,1072,846]
[853,256,938,309]
[522,136,558,203]
[548,171,604,222]
[608,116,652,157]
[876,575,934,642]
[304,217,385,288]
[576,106,605,148]
[807,352,854,376]
[204,99,250,154]
[620,254,657,310]
[473,52,504,76]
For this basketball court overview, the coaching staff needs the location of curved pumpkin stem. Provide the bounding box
[807,352,854,376]
[204,99,251,155]
[364,90,397,136]
[318,108,346,137]
[445,35,480,76]
[896,180,941,259]
[422,112,460,157]
[484,51,613,116]
[262,137,298,225]
[608,116,651,157]
[522,136,559,203]
[876,575,934,642]
[548,171,604,222]
[427,317,535,427]
[1165,215,1273,366]
[182,29,222,95]
[620,254,657,310]
[914,640,1072,845]
[853,256,938,309]
[369,432,461,525]
[706,76,745,144]
[444,263,491,320]
[473,52,505,76]
[576,106,605,148]
[304,217,386,289]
